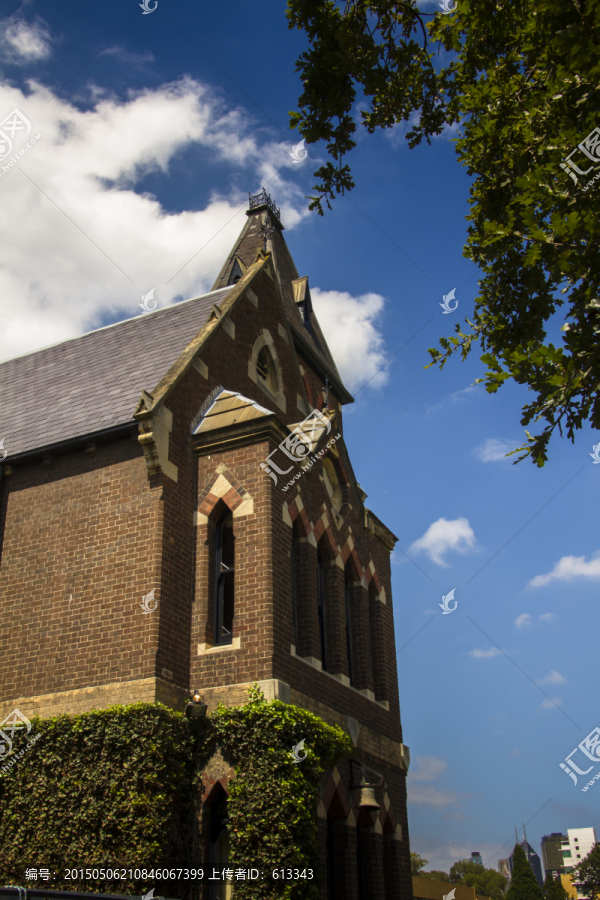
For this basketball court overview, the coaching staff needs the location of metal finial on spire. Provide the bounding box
[259,217,274,253]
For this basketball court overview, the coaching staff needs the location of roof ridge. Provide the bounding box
[0,286,232,366]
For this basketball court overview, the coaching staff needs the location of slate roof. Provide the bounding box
[0,287,233,459]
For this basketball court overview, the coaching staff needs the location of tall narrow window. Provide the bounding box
[344,580,355,687]
[210,795,232,900]
[317,554,327,671]
[214,509,234,645]
[356,825,365,900]
[326,815,336,900]
[291,538,299,649]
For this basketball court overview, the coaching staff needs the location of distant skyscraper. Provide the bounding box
[509,826,544,889]
[498,859,510,884]
[471,852,483,867]
[542,833,567,878]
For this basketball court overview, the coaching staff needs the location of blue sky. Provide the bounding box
[0,0,598,874]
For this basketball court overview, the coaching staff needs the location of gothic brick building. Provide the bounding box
[0,191,413,900]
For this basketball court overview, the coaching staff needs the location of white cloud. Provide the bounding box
[407,755,457,808]
[529,552,600,587]
[409,516,476,566]
[311,288,388,393]
[426,384,479,416]
[469,647,502,658]
[515,612,555,627]
[541,696,562,710]
[0,15,52,63]
[408,784,459,808]
[409,755,447,782]
[538,670,566,685]
[0,76,314,362]
[473,438,516,462]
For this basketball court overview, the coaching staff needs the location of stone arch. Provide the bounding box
[248,329,286,411]
[196,465,253,524]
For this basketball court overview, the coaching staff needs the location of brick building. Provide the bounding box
[0,190,413,900]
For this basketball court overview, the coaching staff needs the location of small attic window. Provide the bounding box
[227,258,245,286]
[256,346,277,393]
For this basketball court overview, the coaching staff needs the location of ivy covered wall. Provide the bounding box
[0,688,352,899]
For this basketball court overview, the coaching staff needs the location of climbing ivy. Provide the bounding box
[211,685,352,899]
[0,689,352,899]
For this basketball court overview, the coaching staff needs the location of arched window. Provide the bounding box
[344,578,355,687]
[256,345,278,393]
[317,553,327,671]
[210,793,232,900]
[214,509,234,646]
[323,457,343,515]
[291,531,299,650]
[368,580,387,702]
[326,814,336,899]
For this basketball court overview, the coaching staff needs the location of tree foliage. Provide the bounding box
[421,870,452,882]
[506,844,545,900]
[412,852,430,875]
[543,872,569,900]
[573,842,600,900]
[287,0,600,465]
[450,859,508,900]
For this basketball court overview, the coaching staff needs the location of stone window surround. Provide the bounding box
[248,329,286,413]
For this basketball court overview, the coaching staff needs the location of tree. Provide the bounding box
[506,844,545,900]
[412,852,430,876]
[573,842,600,900]
[449,859,508,900]
[543,872,569,900]
[420,870,451,883]
[287,0,600,465]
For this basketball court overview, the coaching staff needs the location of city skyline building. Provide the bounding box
[508,826,544,889]
[560,829,598,899]
[542,833,567,879]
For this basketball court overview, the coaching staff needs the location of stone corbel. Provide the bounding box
[134,391,178,482]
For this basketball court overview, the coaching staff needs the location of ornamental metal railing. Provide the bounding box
[247,188,280,222]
